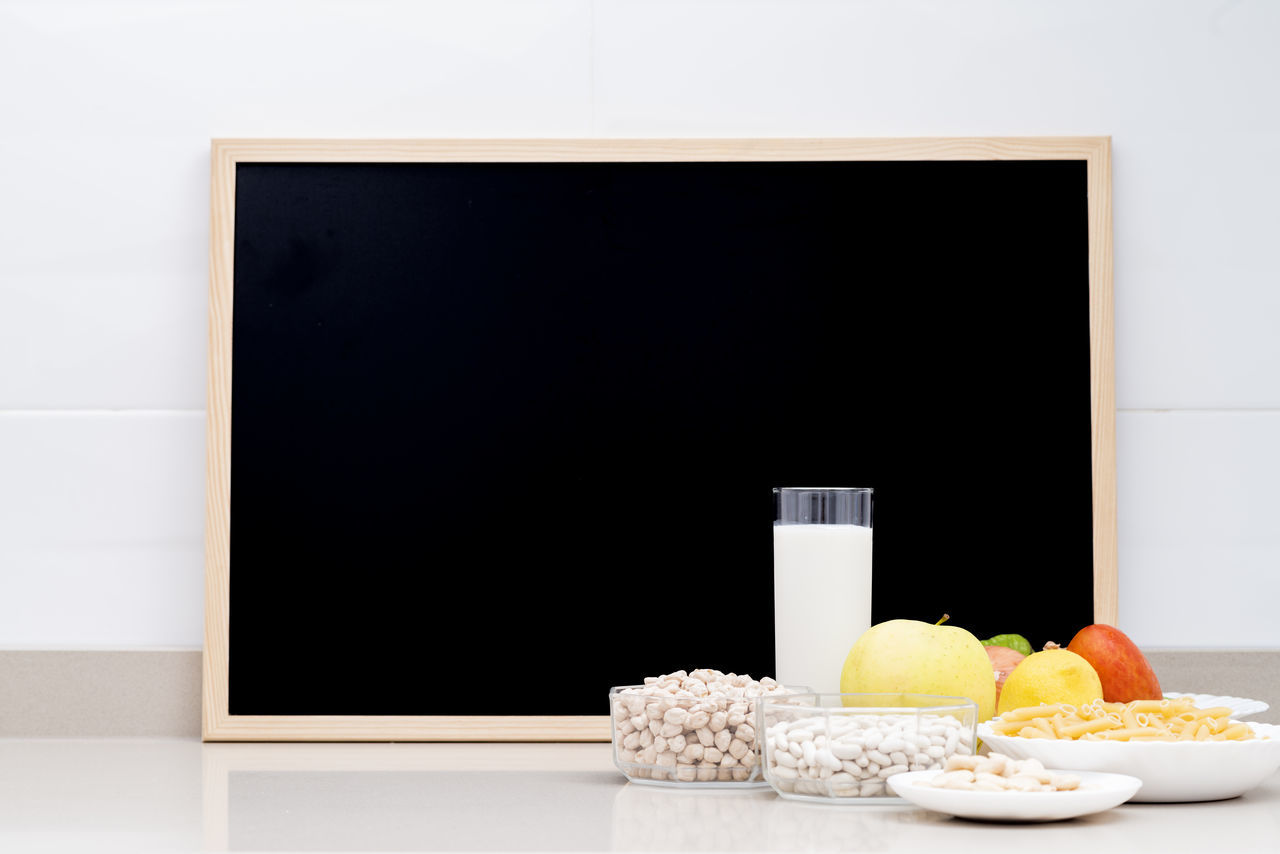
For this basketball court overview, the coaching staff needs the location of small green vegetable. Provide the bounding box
[981,633,1033,656]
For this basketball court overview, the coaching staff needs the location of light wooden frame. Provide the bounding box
[206,137,1115,741]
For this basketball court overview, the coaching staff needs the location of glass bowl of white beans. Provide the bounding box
[609,670,808,787]
[757,693,979,803]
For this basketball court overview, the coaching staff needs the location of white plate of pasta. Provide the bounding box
[978,698,1280,803]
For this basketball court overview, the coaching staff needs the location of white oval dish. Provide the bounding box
[1162,692,1269,718]
[977,721,1280,803]
[886,769,1142,822]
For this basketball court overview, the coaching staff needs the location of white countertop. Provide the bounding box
[1,739,1276,852]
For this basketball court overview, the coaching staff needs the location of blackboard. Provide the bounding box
[203,139,1115,741]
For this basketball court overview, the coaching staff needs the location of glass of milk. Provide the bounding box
[773,487,873,695]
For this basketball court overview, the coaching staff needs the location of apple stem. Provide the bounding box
[935,614,950,626]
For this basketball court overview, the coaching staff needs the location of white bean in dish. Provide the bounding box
[610,669,804,786]
[758,693,979,801]
[919,752,1082,792]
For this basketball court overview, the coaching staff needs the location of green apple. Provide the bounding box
[840,616,998,721]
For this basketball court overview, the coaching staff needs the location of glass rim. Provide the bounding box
[757,691,978,711]
[773,487,873,494]
[610,683,812,694]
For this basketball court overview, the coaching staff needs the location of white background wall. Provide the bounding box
[2,0,1277,649]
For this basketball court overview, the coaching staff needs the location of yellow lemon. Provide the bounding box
[996,649,1103,716]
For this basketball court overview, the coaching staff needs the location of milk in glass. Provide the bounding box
[773,522,873,694]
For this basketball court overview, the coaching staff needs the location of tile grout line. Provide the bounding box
[1117,408,1280,414]
[0,409,205,416]
[4,408,1280,416]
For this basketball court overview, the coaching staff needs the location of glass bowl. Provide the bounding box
[757,693,979,803]
[609,683,809,787]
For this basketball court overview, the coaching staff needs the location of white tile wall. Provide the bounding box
[1,0,1277,648]
[1117,412,1280,648]
[0,413,205,647]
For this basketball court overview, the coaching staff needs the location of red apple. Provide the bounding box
[1066,624,1162,703]
[984,645,1025,705]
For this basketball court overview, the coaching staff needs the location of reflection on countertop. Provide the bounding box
[0,739,1276,852]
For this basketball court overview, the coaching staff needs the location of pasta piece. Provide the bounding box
[1000,704,1070,722]
[1058,718,1114,738]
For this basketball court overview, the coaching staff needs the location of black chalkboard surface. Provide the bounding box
[204,139,1115,740]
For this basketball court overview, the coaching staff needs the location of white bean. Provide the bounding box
[814,747,842,772]
[831,742,862,760]
[663,707,688,727]
[867,749,891,767]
